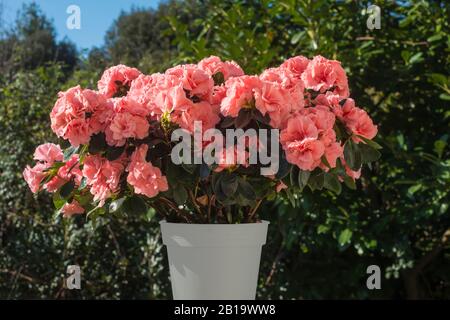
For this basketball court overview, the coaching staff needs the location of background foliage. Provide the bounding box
[0,0,449,299]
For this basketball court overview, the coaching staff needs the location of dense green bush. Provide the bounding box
[0,0,448,299]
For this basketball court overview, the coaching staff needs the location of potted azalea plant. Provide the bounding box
[23,55,380,300]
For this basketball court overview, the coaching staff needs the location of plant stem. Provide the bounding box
[247,198,263,222]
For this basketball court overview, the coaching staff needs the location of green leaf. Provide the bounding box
[357,136,382,149]
[324,173,341,195]
[359,143,381,163]
[221,174,238,196]
[338,229,353,246]
[275,152,291,179]
[434,139,447,158]
[59,180,75,199]
[291,31,303,44]
[317,225,329,234]
[344,140,362,170]
[409,52,423,64]
[321,155,331,169]
[63,146,79,161]
[439,93,450,101]
[220,116,235,128]
[343,175,357,190]
[298,169,310,190]
[105,146,125,161]
[234,109,252,128]
[429,73,448,86]
[238,178,256,201]
[308,172,324,191]
[212,72,225,86]
[109,197,126,213]
[145,208,156,222]
[53,192,67,210]
[88,132,107,154]
[123,196,148,215]
[173,186,188,205]
[78,177,87,190]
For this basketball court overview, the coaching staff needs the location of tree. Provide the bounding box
[0,3,78,77]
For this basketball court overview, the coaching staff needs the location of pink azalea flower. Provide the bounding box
[255,68,305,128]
[220,75,261,117]
[280,114,325,171]
[323,142,344,169]
[280,55,310,79]
[128,73,182,119]
[98,64,141,98]
[341,99,378,141]
[105,97,150,146]
[166,64,214,98]
[174,101,220,133]
[44,155,83,193]
[82,155,124,205]
[23,143,65,193]
[33,143,63,164]
[61,200,85,217]
[127,145,169,198]
[50,86,111,146]
[301,55,349,98]
[198,56,244,80]
[23,163,47,193]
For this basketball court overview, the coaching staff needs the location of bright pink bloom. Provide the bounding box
[341,99,378,141]
[82,155,124,205]
[323,142,344,169]
[174,101,220,133]
[50,86,111,146]
[153,83,194,116]
[280,114,325,171]
[106,97,150,146]
[107,113,149,146]
[207,85,227,106]
[33,143,63,164]
[280,55,310,79]
[129,73,184,119]
[98,64,141,98]
[255,68,304,128]
[44,155,83,193]
[301,55,349,98]
[220,76,261,117]
[61,200,85,217]
[23,163,46,193]
[23,143,65,193]
[166,64,214,98]
[198,56,244,80]
[127,145,168,198]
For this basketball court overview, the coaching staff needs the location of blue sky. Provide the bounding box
[1,0,161,49]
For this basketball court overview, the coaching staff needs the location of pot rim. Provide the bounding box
[160,220,269,226]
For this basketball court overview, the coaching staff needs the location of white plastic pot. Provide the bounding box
[160,220,269,300]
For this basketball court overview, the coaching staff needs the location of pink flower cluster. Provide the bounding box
[24,55,378,218]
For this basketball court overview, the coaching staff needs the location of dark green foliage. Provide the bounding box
[0,0,449,299]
